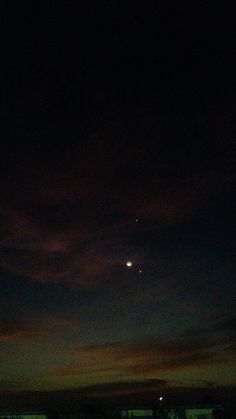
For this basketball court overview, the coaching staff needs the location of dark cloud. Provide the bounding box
[1,162,234,287]
[215,316,236,333]
[79,378,168,398]
[1,95,235,288]
[0,324,32,342]
[181,315,236,339]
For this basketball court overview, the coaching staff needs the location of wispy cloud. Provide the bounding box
[49,332,236,383]
[0,314,78,343]
[0,324,33,342]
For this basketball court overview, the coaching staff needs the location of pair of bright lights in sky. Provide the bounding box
[126,261,142,273]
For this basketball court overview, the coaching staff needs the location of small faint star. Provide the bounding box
[139,270,142,273]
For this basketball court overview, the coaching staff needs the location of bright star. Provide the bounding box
[126,261,133,267]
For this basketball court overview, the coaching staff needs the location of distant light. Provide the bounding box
[139,270,142,273]
[135,218,139,222]
[126,261,133,267]
[159,396,163,401]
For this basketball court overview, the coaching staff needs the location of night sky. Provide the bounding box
[1,2,235,406]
